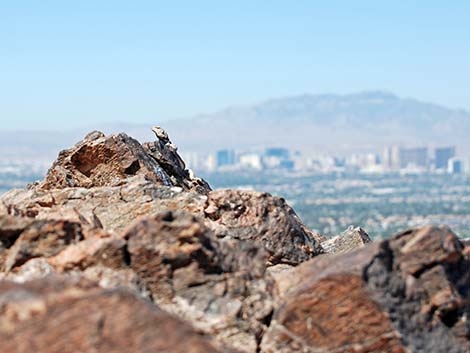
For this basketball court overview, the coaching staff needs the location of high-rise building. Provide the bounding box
[239,153,263,170]
[383,146,401,170]
[263,147,293,169]
[435,147,455,170]
[215,149,236,168]
[265,147,289,159]
[399,147,428,168]
[448,158,463,174]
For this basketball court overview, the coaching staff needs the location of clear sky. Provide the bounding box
[1,1,469,129]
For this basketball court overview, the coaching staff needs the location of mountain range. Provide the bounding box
[1,91,469,162]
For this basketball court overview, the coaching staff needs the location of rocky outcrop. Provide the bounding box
[37,129,210,194]
[1,177,207,233]
[0,131,322,264]
[0,127,468,353]
[261,225,469,353]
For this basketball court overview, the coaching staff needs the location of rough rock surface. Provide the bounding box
[204,189,324,265]
[0,128,468,353]
[262,225,470,353]
[37,129,210,194]
[144,126,212,194]
[124,211,274,352]
[1,177,207,233]
[3,219,85,272]
[0,276,223,353]
[321,225,372,255]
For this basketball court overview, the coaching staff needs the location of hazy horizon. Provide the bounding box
[2,1,470,130]
[1,89,469,132]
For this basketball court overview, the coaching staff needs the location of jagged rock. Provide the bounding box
[37,129,210,194]
[321,225,372,255]
[0,276,223,353]
[144,126,211,194]
[125,210,274,353]
[39,131,173,189]
[261,225,470,353]
[204,190,324,265]
[1,219,85,272]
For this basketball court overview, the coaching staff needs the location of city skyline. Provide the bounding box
[183,144,468,175]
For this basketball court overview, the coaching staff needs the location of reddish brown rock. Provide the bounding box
[39,131,173,189]
[0,216,35,265]
[0,178,207,233]
[125,210,274,353]
[204,189,324,265]
[37,129,210,194]
[261,225,470,353]
[2,219,85,272]
[48,236,128,272]
[0,276,223,353]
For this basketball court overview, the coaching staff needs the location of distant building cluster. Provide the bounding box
[181,145,469,175]
[382,146,465,174]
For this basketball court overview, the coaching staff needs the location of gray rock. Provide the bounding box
[321,225,372,255]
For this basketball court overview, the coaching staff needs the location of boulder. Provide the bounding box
[125,210,274,353]
[261,225,470,353]
[37,130,210,194]
[204,189,324,265]
[0,276,223,353]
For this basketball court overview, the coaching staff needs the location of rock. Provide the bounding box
[0,276,223,353]
[204,189,324,265]
[0,216,35,265]
[0,258,54,283]
[2,219,85,272]
[0,177,207,233]
[39,131,173,189]
[48,236,128,272]
[125,210,274,353]
[1,127,467,353]
[144,125,211,194]
[321,225,372,255]
[260,225,470,353]
[0,186,323,271]
[37,129,210,194]
[0,184,322,269]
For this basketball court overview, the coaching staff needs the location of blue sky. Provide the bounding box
[1,1,469,129]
